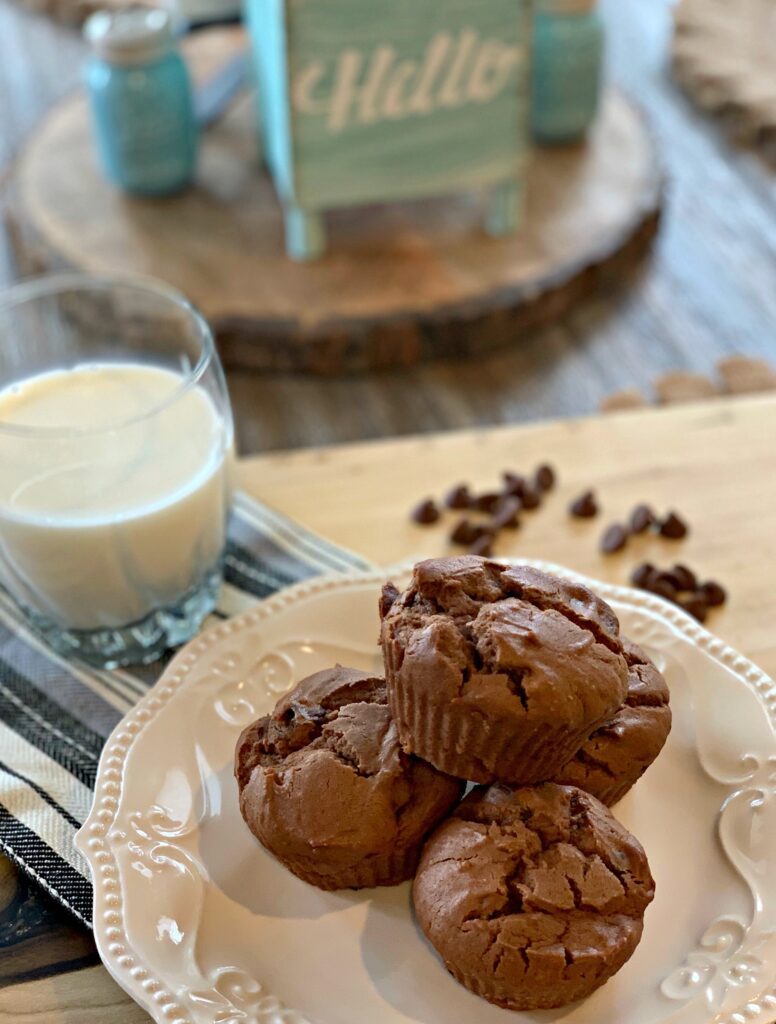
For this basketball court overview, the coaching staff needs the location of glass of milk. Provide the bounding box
[0,274,234,668]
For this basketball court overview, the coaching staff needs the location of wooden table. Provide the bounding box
[2,393,775,1020]
[4,0,776,448]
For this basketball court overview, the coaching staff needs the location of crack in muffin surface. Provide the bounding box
[413,783,655,1008]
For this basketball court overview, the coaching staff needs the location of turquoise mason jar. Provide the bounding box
[531,0,604,143]
[84,8,197,196]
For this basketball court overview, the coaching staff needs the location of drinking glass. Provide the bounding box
[0,274,234,668]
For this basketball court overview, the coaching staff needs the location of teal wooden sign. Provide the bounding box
[245,0,533,260]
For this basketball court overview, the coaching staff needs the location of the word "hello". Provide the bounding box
[292,29,525,134]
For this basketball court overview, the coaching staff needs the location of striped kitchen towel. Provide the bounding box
[0,491,373,926]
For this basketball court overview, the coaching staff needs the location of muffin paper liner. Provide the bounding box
[386,649,602,784]
[580,777,634,807]
[446,962,621,1011]
[257,835,421,891]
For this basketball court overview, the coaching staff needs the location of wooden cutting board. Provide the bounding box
[236,393,776,677]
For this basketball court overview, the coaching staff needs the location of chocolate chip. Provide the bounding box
[521,486,541,510]
[444,484,472,510]
[660,511,689,540]
[601,523,628,554]
[651,577,678,602]
[680,593,709,623]
[699,580,727,607]
[469,534,494,558]
[658,568,687,592]
[411,499,440,525]
[631,562,656,589]
[569,491,598,518]
[502,472,526,497]
[672,564,698,592]
[450,518,482,546]
[629,504,655,534]
[474,492,502,514]
[534,464,556,493]
[491,496,521,530]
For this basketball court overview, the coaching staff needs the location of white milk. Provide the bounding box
[0,362,231,630]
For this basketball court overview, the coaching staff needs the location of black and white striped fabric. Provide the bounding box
[0,491,372,927]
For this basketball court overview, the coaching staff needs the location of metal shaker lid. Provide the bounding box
[84,6,174,66]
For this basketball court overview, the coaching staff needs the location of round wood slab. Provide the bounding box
[11,0,161,28]
[8,29,662,373]
[13,0,131,27]
[673,0,776,163]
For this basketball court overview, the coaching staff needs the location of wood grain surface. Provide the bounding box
[673,0,776,163]
[8,30,660,372]
[249,0,533,207]
[237,394,776,676]
[3,0,776,446]
[1,393,775,1021]
[8,0,150,28]
[0,858,98,987]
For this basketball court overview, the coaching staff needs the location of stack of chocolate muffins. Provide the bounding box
[236,557,671,1011]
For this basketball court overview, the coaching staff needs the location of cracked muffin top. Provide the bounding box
[381,558,630,784]
[383,558,622,639]
[235,665,464,888]
[413,782,655,1010]
[553,638,672,805]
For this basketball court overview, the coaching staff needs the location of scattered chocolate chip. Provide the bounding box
[411,499,440,525]
[629,504,655,534]
[699,580,727,607]
[679,593,709,623]
[450,518,483,546]
[444,483,472,510]
[660,511,689,540]
[502,472,526,497]
[569,491,598,519]
[469,534,494,558]
[491,496,521,530]
[629,559,726,619]
[601,523,628,554]
[671,564,698,592]
[651,577,678,602]
[521,486,541,511]
[474,492,503,514]
[534,464,556,493]
[658,568,688,592]
[631,562,656,589]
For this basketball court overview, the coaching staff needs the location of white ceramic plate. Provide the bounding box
[76,562,776,1024]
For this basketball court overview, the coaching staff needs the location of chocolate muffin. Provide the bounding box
[553,639,672,805]
[235,665,464,891]
[381,558,629,784]
[413,783,655,1011]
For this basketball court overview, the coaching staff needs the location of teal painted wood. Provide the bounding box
[242,0,264,158]
[531,8,603,142]
[246,0,533,259]
[284,205,325,261]
[485,179,525,237]
[245,0,294,199]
